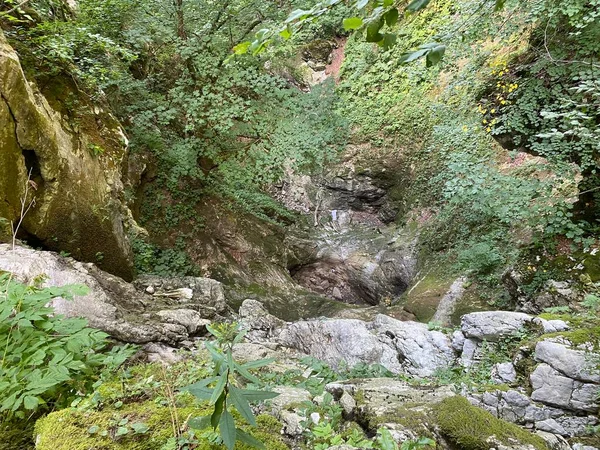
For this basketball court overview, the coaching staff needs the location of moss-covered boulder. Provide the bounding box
[0,29,134,279]
[433,396,548,450]
[34,400,287,450]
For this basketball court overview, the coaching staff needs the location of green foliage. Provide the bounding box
[182,323,279,450]
[131,237,199,277]
[0,274,135,419]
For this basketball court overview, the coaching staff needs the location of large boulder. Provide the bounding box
[534,340,600,383]
[0,245,228,344]
[277,314,454,377]
[530,364,598,413]
[0,30,134,279]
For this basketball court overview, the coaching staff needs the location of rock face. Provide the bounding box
[0,245,228,344]
[0,30,134,279]
[275,313,454,377]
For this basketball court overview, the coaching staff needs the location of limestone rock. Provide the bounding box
[0,29,134,279]
[461,311,535,341]
[239,299,286,341]
[535,340,600,383]
[0,245,227,345]
[277,318,403,373]
[372,314,455,377]
[530,364,598,413]
[491,362,517,384]
[268,386,312,416]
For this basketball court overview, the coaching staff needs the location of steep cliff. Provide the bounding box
[0,29,134,279]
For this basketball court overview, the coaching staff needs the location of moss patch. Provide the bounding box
[34,400,287,450]
[433,396,547,450]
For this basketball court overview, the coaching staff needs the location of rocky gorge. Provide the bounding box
[1,0,600,449]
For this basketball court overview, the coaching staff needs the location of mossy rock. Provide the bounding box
[433,396,547,450]
[34,400,287,450]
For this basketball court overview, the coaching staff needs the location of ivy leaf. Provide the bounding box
[382,33,397,50]
[343,17,363,31]
[285,9,311,23]
[384,8,399,26]
[426,44,446,66]
[406,0,431,12]
[233,41,251,55]
[398,48,429,63]
[366,21,384,42]
[219,409,236,450]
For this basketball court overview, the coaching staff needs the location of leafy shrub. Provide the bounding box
[0,274,134,419]
[458,242,504,275]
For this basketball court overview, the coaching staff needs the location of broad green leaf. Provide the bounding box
[285,9,311,23]
[219,409,236,450]
[240,389,280,402]
[229,386,256,426]
[23,396,38,410]
[211,392,225,429]
[233,41,251,55]
[188,416,212,430]
[87,425,100,434]
[279,27,291,39]
[398,48,428,63]
[131,423,149,434]
[241,357,275,370]
[366,21,384,43]
[406,0,431,12]
[384,8,399,26]
[426,44,446,67]
[236,429,265,449]
[343,17,363,31]
[382,33,397,49]
[376,427,398,450]
[210,372,228,405]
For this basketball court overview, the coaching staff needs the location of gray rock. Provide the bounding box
[535,419,567,435]
[338,391,357,418]
[268,386,312,416]
[280,411,304,436]
[239,299,286,341]
[278,318,403,373]
[530,364,598,413]
[535,431,571,450]
[535,340,600,383]
[461,311,534,341]
[325,378,454,420]
[432,277,467,325]
[491,362,517,384]
[452,330,466,353]
[0,245,227,345]
[573,445,600,450]
[372,314,455,377]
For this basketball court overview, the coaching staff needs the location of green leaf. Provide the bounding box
[285,9,311,23]
[366,21,384,43]
[236,429,265,449]
[23,396,38,410]
[382,33,397,49]
[494,0,506,11]
[384,8,398,26]
[219,409,236,450]
[239,389,280,402]
[241,357,275,370]
[343,17,363,31]
[233,41,251,55]
[188,416,212,430]
[398,48,428,63]
[377,427,398,450]
[131,423,149,434]
[211,392,225,429]
[229,386,256,426]
[426,44,446,67]
[87,425,100,434]
[406,0,431,12]
[279,27,291,39]
[116,426,129,437]
[210,371,228,405]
